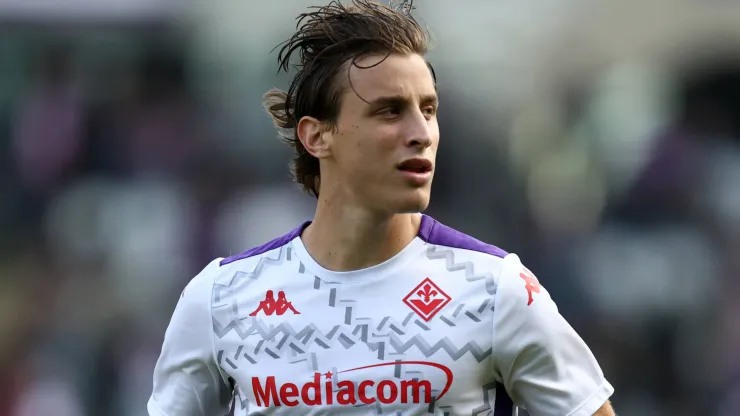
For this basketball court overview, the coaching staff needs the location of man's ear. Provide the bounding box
[297,116,331,158]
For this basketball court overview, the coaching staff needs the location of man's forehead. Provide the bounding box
[345,53,436,102]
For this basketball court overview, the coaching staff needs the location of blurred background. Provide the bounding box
[0,0,738,415]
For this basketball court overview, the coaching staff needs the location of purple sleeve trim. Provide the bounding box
[220,215,506,266]
[220,221,312,266]
[418,215,507,259]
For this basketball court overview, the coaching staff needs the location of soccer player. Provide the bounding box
[148,1,616,415]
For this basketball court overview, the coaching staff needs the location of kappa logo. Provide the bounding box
[403,278,451,322]
[250,290,301,316]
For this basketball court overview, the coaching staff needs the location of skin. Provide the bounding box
[595,401,616,416]
[298,53,439,271]
[295,52,616,416]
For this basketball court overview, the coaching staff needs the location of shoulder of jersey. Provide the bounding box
[183,223,309,296]
[416,215,527,294]
[220,221,309,267]
[418,215,508,260]
[418,218,544,313]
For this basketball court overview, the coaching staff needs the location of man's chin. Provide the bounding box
[390,189,431,214]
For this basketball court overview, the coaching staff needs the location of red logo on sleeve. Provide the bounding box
[519,269,541,306]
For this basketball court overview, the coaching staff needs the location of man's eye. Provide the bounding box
[422,106,437,117]
[378,107,401,116]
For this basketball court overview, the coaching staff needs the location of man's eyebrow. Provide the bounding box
[367,94,439,107]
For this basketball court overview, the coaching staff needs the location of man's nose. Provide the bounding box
[404,109,433,148]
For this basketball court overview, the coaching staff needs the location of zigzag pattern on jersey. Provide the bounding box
[214,307,493,370]
[213,244,292,304]
[213,242,497,368]
[214,297,495,368]
[425,245,499,296]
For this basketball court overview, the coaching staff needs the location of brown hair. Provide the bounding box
[263,0,435,197]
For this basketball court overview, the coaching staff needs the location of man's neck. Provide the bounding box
[301,199,421,272]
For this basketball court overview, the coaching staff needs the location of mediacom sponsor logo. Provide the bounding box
[252,361,453,407]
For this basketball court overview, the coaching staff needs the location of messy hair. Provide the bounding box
[263,0,435,197]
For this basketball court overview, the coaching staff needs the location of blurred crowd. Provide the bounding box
[0,2,739,415]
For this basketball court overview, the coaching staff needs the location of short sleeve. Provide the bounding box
[490,254,614,416]
[148,259,233,416]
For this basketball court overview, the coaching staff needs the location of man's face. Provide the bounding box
[325,53,439,214]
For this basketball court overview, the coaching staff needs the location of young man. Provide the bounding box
[148,1,615,415]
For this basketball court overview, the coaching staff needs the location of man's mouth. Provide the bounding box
[397,158,433,173]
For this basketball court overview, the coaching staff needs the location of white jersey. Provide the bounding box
[148,215,613,416]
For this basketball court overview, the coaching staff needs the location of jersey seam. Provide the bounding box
[426,241,509,263]
[419,217,507,259]
[220,243,291,267]
[489,254,511,388]
[209,259,231,388]
[501,258,524,398]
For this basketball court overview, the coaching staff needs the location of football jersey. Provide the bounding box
[148,215,613,416]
